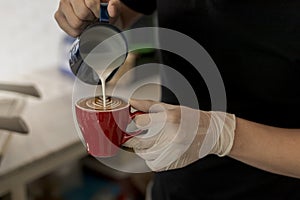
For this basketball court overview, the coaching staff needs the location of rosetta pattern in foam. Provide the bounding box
[85,96,123,110]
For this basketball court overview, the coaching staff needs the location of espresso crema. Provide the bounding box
[77,96,127,110]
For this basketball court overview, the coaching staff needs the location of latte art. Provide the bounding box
[77,96,127,110]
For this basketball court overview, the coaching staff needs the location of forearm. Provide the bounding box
[229,117,300,179]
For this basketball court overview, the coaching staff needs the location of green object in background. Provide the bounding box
[130,44,155,55]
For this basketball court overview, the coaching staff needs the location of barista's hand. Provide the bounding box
[123,99,236,171]
[54,0,122,37]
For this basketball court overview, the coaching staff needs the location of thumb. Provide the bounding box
[129,99,174,113]
[108,0,120,18]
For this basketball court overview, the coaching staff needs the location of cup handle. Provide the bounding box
[130,110,145,119]
[121,108,145,143]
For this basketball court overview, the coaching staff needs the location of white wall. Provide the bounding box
[0,0,67,80]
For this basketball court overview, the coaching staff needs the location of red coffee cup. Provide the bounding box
[75,96,143,157]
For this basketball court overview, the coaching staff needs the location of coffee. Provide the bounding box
[77,96,128,110]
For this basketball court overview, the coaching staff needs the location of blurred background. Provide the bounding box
[0,0,158,200]
[0,0,64,78]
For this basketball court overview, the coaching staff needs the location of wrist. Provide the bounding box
[210,112,236,156]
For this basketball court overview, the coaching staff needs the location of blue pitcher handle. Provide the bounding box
[100,3,109,23]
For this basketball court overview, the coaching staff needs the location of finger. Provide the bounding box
[122,135,157,149]
[70,0,95,21]
[85,0,101,18]
[134,137,176,162]
[123,124,171,150]
[129,99,174,113]
[146,144,187,171]
[123,123,175,150]
[135,148,161,161]
[54,10,82,37]
[64,0,88,30]
[108,0,118,18]
[108,0,120,23]
[134,140,185,170]
[57,0,89,37]
[134,112,167,133]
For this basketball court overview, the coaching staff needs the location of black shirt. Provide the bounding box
[121,0,300,199]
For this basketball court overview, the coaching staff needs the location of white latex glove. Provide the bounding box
[123,99,236,171]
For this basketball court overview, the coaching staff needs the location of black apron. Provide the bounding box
[121,0,300,199]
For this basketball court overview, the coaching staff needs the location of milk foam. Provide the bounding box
[85,96,125,110]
